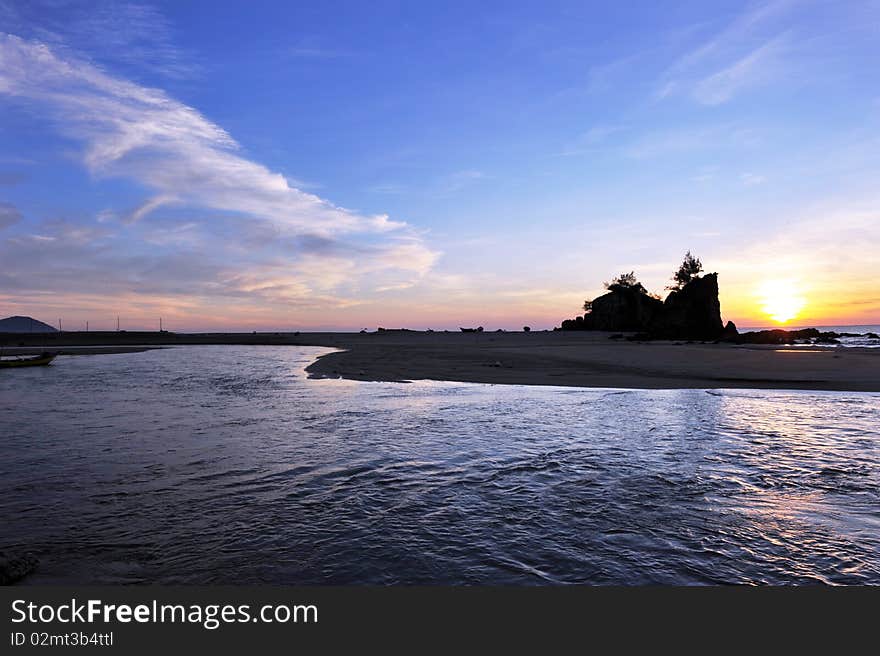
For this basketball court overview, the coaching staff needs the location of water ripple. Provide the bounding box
[0,345,877,585]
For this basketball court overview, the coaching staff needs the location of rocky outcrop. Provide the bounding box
[560,273,730,340]
[649,273,724,340]
[584,286,664,331]
[730,328,839,345]
[0,551,38,585]
[560,315,587,330]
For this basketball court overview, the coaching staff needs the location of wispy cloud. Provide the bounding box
[125,194,178,224]
[656,0,796,105]
[0,171,26,186]
[624,123,760,159]
[367,170,489,198]
[285,44,353,60]
[740,172,766,186]
[0,32,439,313]
[691,166,719,183]
[438,169,486,194]
[557,124,625,156]
[0,201,21,229]
[365,182,409,195]
[0,0,197,78]
[692,35,789,105]
[585,53,642,94]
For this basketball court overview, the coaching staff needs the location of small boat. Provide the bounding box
[0,352,58,368]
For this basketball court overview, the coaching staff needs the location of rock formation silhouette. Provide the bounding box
[560,264,731,340]
[650,273,724,340]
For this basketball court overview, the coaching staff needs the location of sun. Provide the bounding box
[757,279,806,324]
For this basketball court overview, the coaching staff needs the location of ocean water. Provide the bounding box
[741,324,880,348]
[1,345,878,585]
[814,325,880,348]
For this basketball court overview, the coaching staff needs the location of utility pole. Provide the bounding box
[159,317,163,332]
[86,321,89,332]
[58,318,62,333]
[117,316,120,332]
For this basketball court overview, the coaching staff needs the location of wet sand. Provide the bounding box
[301,331,880,392]
[3,330,878,391]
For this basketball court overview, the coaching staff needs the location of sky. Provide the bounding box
[0,0,878,331]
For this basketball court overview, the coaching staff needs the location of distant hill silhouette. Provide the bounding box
[0,316,58,333]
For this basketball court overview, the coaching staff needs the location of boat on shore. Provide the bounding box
[0,352,58,368]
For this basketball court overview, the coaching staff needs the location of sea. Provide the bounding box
[741,324,880,348]
[1,342,878,585]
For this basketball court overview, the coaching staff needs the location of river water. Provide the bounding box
[1,345,877,584]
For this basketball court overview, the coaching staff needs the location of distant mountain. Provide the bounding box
[0,316,58,333]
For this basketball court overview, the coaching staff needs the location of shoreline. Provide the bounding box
[302,336,880,392]
[1,345,164,356]
[4,330,875,392]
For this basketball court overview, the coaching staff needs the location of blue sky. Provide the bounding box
[1,0,878,330]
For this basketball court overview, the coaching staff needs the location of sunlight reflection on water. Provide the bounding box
[0,345,877,585]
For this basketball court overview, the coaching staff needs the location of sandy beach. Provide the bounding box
[3,330,877,391]
[301,331,880,392]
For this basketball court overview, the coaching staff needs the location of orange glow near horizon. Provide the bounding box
[756,279,807,325]
[717,262,880,329]
[3,277,878,332]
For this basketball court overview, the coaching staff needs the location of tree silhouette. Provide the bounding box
[669,251,703,290]
[604,271,648,295]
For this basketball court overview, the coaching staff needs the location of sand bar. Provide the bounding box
[3,330,877,391]
[301,331,880,392]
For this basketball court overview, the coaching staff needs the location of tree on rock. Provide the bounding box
[669,251,703,290]
[604,271,648,295]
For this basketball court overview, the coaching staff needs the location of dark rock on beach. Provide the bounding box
[579,285,664,331]
[561,273,728,340]
[721,320,739,340]
[650,273,724,340]
[727,328,841,345]
[0,550,39,585]
[561,286,662,331]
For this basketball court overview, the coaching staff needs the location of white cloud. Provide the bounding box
[0,34,426,238]
[0,32,439,313]
[126,194,177,224]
